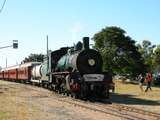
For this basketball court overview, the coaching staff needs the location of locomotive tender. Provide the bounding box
[0,37,112,99]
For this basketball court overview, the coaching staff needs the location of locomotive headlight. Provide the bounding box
[88,59,95,66]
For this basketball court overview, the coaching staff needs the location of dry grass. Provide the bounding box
[0,112,8,120]
[111,80,160,114]
[114,80,160,101]
[0,81,37,120]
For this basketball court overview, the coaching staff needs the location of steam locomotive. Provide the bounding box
[0,37,113,99]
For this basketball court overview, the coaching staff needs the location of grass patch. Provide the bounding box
[114,80,160,100]
[0,112,8,120]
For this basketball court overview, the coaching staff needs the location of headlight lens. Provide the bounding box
[88,59,95,66]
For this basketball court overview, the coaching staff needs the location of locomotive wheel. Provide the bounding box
[57,90,62,94]
[66,92,70,96]
[45,84,48,89]
[71,93,79,99]
[39,83,42,87]
[31,82,35,86]
[47,84,52,90]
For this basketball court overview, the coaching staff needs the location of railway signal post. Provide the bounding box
[0,40,18,49]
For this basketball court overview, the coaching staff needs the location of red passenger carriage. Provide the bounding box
[0,62,40,82]
[17,66,31,80]
[0,71,4,79]
[3,70,8,80]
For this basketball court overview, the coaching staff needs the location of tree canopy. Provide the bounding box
[152,46,160,73]
[137,40,156,72]
[93,26,145,77]
[23,53,44,63]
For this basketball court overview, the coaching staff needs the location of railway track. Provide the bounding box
[1,80,160,120]
[110,103,160,119]
[53,95,160,120]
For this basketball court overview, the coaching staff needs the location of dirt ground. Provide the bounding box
[0,80,160,120]
[0,80,121,120]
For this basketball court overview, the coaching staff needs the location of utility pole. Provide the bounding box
[47,35,49,71]
[46,35,51,82]
[5,58,7,68]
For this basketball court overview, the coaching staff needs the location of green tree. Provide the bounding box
[93,26,145,78]
[152,45,160,72]
[23,53,44,63]
[137,40,156,72]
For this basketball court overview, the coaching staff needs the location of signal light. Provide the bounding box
[13,40,18,49]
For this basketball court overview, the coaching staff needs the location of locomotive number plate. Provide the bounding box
[83,74,104,82]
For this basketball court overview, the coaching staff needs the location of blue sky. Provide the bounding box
[0,0,160,67]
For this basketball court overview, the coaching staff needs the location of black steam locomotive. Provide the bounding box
[32,37,112,98]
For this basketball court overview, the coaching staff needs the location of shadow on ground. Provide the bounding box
[110,93,160,105]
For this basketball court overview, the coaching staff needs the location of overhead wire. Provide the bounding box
[0,0,6,14]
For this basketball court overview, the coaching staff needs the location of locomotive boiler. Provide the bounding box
[56,37,103,74]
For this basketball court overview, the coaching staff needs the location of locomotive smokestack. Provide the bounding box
[83,37,89,50]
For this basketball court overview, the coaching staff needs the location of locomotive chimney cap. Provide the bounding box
[83,37,89,50]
